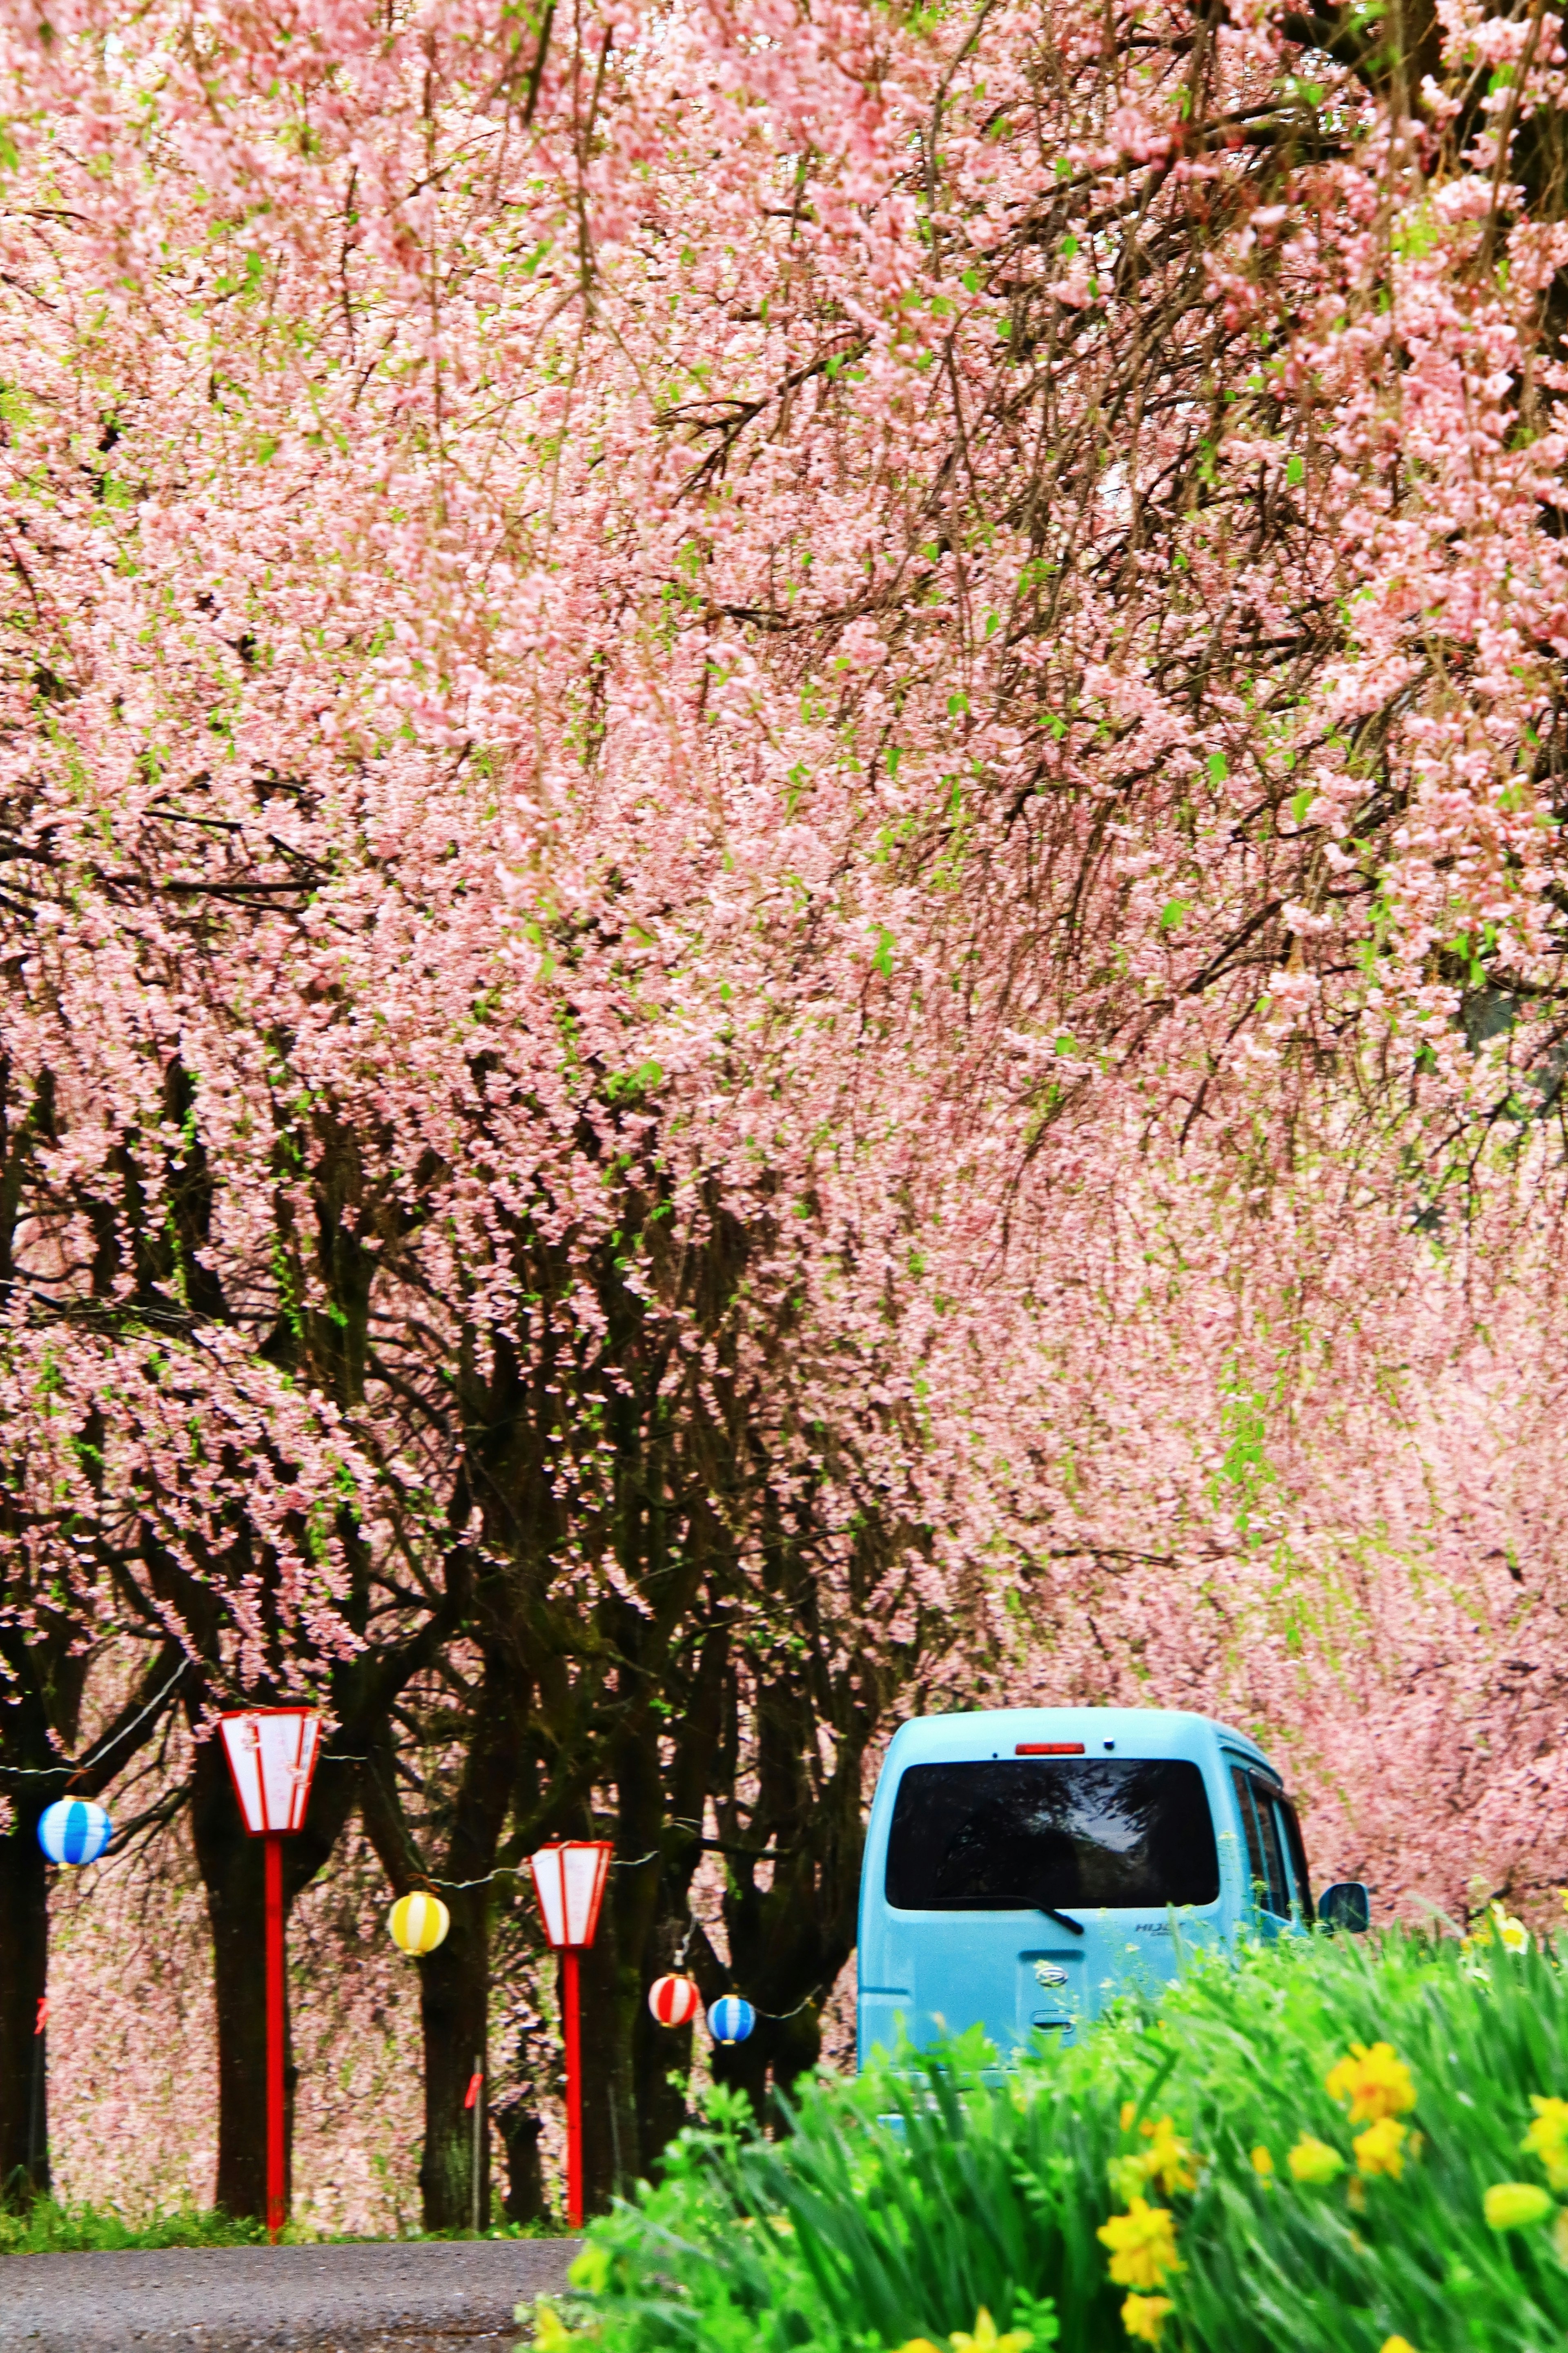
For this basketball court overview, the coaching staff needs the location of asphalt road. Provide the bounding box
[0,2238,582,2353]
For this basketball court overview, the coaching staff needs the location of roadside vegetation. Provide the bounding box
[557,1925,1568,2353]
[0,2201,552,2255]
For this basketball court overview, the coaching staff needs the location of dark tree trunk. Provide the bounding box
[0,1641,183,2204]
[189,1735,286,2219]
[362,1640,521,2232]
[0,1796,49,2204]
[415,1898,492,2230]
[576,1916,642,2217]
[496,2099,546,2224]
[187,1720,361,2219]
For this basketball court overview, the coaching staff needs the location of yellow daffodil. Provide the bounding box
[1466,1901,1531,1955]
[1354,2117,1409,2180]
[1141,2116,1200,2196]
[1484,2181,1553,2231]
[1109,2115,1200,2202]
[1379,2337,1421,2353]
[1098,2197,1183,2291]
[1523,2095,1568,2190]
[1120,2294,1174,2345]
[949,2310,1033,2353]
[1492,1902,1531,1953]
[1250,2144,1275,2179]
[1287,2134,1346,2185]
[1325,2041,1416,2124]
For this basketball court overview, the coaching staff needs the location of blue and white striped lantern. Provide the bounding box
[37,1799,112,1867]
[707,1996,757,2046]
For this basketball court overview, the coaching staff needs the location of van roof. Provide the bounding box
[881,1704,1278,1777]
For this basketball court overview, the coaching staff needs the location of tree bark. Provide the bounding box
[0,1640,186,2204]
[0,1795,49,2204]
[496,2098,546,2223]
[361,1639,522,2231]
[189,1734,285,2218]
[577,1908,640,2215]
[414,1906,492,2229]
[187,1718,363,2219]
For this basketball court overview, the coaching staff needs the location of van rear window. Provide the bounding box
[885,1758,1220,1912]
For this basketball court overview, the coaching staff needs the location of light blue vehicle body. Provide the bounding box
[857,1705,1318,2067]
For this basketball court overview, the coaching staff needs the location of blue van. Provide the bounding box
[857,1706,1368,2065]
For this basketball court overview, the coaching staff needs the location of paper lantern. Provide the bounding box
[389,1891,451,1955]
[648,1973,701,2027]
[38,1799,111,1866]
[218,1708,322,1835]
[529,1840,612,1949]
[707,1996,757,2045]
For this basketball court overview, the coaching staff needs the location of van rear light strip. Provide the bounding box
[1016,1741,1085,1755]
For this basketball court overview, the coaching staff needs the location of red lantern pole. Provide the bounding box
[218,1708,322,2247]
[528,1841,612,2233]
[265,1833,285,2242]
[563,1947,584,2228]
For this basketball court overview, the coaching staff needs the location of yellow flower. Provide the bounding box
[892,2341,944,2353]
[1120,2294,1174,2345]
[1484,2181,1554,2231]
[1523,2095,1568,2190]
[1250,2144,1275,2178]
[1379,2338,1421,2353]
[1120,2100,1138,2132]
[1491,1902,1531,1953]
[1109,2116,1200,2202]
[1098,2198,1183,2291]
[1287,2134,1346,2185]
[534,2305,575,2353]
[949,2311,1033,2353]
[1354,2117,1408,2180]
[1141,2116,1200,2196]
[1325,2041,1416,2124]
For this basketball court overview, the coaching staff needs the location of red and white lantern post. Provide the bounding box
[528,1840,612,2228]
[218,1708,322,2242]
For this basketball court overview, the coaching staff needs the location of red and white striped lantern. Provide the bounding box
[648,1973,702,2028]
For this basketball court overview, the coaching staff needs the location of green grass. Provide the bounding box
[557,1928,1568,2353]
[0,2199,273,2254]
[0,2198,564,2254]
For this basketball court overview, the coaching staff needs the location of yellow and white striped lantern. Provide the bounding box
[389,1890,451,1956]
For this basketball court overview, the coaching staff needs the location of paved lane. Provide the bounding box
[0,2237,581,2353]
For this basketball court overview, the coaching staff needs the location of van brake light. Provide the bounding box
[1016,1742,1085,1755]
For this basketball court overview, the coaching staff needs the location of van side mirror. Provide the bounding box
[1318,1881,1371,1934]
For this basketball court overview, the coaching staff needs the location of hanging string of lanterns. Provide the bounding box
[644,1975,761,2045]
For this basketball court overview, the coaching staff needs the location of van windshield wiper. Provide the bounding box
[1036,1904,1085,1937]
[921,1896,1087,1933]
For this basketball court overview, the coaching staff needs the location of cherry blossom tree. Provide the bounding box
[4,0,1568,2219]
